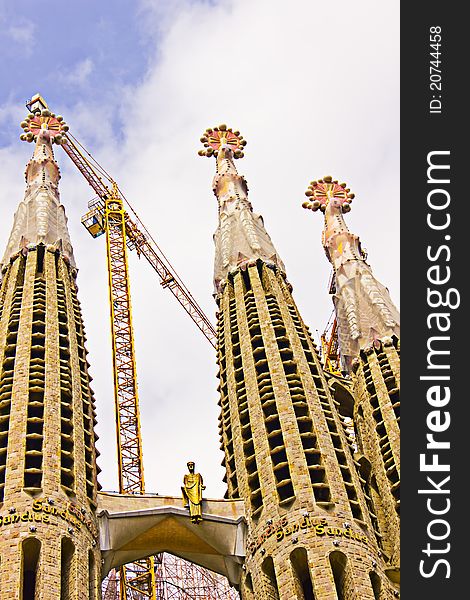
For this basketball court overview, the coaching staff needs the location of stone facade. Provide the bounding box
[303,176,401,581]
[303,177,401,578]
[0,132,101,599]
[0,122,400,599]
[352,337,400,571]
[205,134,400,599]
[216,263,398,599]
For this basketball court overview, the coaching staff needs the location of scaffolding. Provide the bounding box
[103,558,240,600]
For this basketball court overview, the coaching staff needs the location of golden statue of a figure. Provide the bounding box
[182,461,205,523]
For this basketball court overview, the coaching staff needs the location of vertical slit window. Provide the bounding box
[228,288,262,518]
[22,537,41,600]
[0,260,26,500]
[289,299,362,517]
[362,359,399,513]
[61,537,75,600]
[89,551,97,600]
[217,307,238,499]
[24,275,46,493]
[246,283,295,506]
[261,556,280,600]
[290,547,315,600]
[329,551,348,600]
[70,284,100,502]
[57,279,75,495]
[376,348,400,426]
[36,245,45,274]
[282,301,335,506]
[356,457,384,549]
[369,571,382,600]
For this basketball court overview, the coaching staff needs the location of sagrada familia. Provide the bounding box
[0,105,400,599]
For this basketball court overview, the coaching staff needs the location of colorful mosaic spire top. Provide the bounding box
[198,124,246,159]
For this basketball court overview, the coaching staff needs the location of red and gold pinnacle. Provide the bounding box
[20,95,69,145]
[302,175,355,213]
[198,124,246,158]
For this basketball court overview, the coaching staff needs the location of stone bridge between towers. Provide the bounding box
[97,492,246,586]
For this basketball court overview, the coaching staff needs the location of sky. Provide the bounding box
[0,0,399,499]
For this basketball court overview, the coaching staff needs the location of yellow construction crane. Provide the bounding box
[22,93,217,599]
[320,314,342,376]
[320,272,342,376]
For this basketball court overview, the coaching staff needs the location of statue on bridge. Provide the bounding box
[182,461,205,523]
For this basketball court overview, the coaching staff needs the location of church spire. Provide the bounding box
[198,124,285,296]
[201,135,395,598]
[0,97,101,596]
[303,176,400,370]
[1,97,74,270]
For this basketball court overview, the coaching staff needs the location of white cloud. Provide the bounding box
[61,57,95,86]
[0,0,399,499]
[5,19,36,55]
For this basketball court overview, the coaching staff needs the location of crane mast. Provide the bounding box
[22,94,216,599]
[320,272,342,376]
[320,316,342,376]
[105,186,145,494]
[103,186,155,598]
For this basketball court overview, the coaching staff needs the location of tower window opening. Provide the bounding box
[254,358,270,375]
[25,454,42,470]
[263,401,277,418]
[25,319,45,494]
[54,251,61,276]
[25,420,43,436]
[301,435,317,450]
[36,245,45,274]
[24,471,42,490]
[30,347,45,360]
[27,404,44,419]
[290,547,315,600]
[293,404,309,418]
[267,432,282,447]
[298,419,312,434]
[0,301,18,499]
[271,446,287,463]
[26,437,42,451]
[305,450,321,467]
[241,269,252,293]
[369,571,382,600]
[283,361,297,375]
[265,416,281,434]
[245,572,254,593]
[329,551,348,600]
[89,550,97,600]
[314,486,331,503]
[309,467,326,484]
[273,463,290,482]
[22,537,41,600]
[61,537,75,600]
[362,361,399,506]
[261,556,280,600]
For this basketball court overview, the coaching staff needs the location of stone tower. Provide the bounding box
[0,127,101,599]
[303,177,400,577]
[199,127,398,599]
